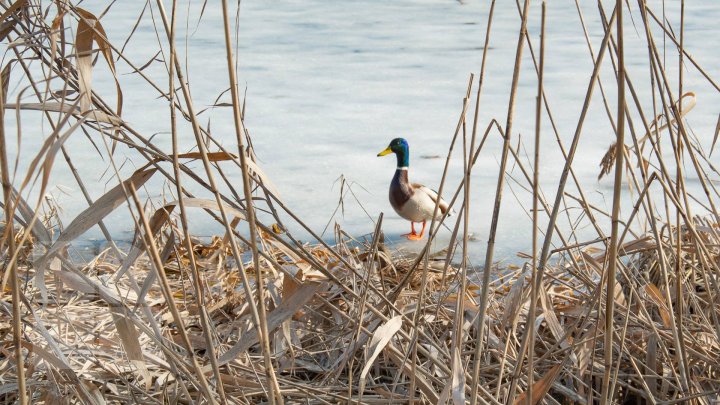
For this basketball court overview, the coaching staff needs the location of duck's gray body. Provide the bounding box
[389,168,450,222]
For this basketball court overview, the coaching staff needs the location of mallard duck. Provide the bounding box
[377,138,451,240]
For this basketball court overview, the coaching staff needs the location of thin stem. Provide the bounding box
[219,0,283,403]
[166,0,227,401]
[600,0,625,403]
[0,62,27,405]
[472,3,530,402]
[526,2,546,404]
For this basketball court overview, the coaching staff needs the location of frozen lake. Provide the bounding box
[5,0,720,264]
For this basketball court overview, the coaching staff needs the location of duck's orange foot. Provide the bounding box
[402,222,418,239]
[406,233,423,241]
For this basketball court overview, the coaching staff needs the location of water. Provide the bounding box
[4,1,720,264]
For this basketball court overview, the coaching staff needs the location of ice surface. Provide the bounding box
[3,0,719,263]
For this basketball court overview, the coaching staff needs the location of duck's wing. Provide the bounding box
[411,183,453,216]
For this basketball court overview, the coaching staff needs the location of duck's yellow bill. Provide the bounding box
[377,147,393,157]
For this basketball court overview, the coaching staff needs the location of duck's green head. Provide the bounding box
[377,138,410,168]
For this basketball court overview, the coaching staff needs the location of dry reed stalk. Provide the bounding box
[163,0,228,402]
[472,2,530,403]
[128,184,218,404]
[349,214,382,403]
[446,77,472,405]
[512,0,607,248]
[674,1,690,395]
[534,2,617,318]
[574,1,618,138]
[645,7,720,93]
[161,0,277,401]
[218,0,283,402]
[408,73,473,404]
[600,0,626,403]
[466,5,497,403]
[0,55,27,405]
[526,3,545,404]
[637,4,713,393]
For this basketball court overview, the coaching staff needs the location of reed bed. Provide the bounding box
[1,0,719,404]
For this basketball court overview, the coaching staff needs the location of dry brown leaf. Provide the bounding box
[539,283,576,365]
[10,187,51,245]
[20,340,69,371]
[49,9,65,61]
[513,363,563,405]
[617,236,656,256]
[581,252,627,307]
[443,294,479,316]
[450,347,466,405]
[75,9,93,112]
[0,0,27,42]
[267,238,312,274]
[48,168,156,256]
[358,315,402,396]
[1,60,9,103]
[75,8,123,120]
[134,238,174,308]
[385,342,440,403]
[110,307,151,389]
[176,151,237,161]
[644,283,673,328]
[173,150,281,198]
[6,102,121,124]
[214,280,325,367]
[598,92,696,179]
[502,273,526,329]
[116,197,244,280]
[712,113,720,156]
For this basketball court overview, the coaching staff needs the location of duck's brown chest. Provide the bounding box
[389,169,413,213]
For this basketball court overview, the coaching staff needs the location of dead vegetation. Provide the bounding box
[1,0,720,404]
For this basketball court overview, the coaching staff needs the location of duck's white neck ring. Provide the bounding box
[397,166,408,170]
